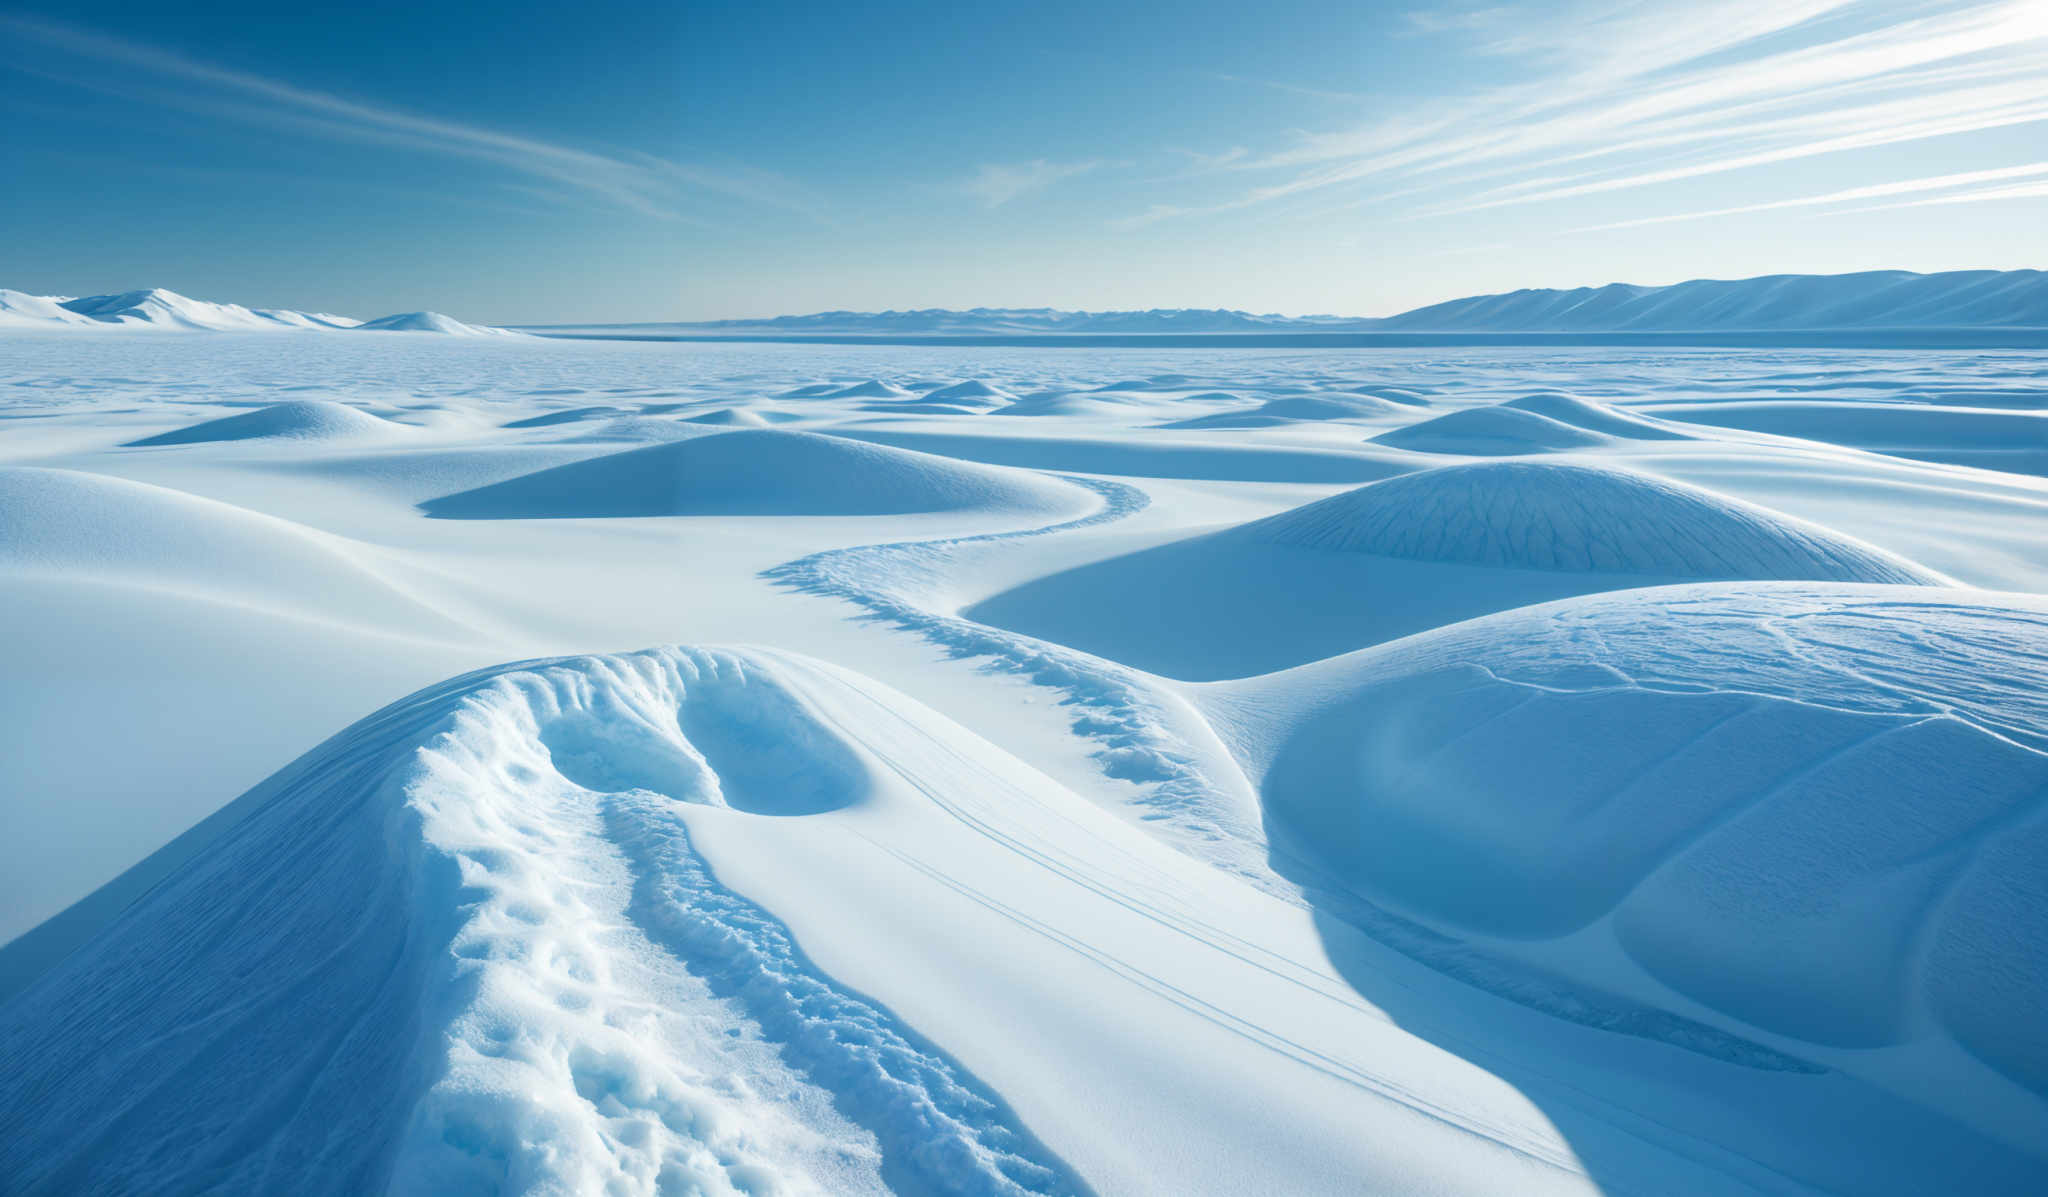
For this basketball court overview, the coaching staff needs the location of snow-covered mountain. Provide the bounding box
[537,269,2046,336]
[0,287,521,336]
[1374,268,2048,331]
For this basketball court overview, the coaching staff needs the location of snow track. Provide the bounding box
[0,649,1088,1196]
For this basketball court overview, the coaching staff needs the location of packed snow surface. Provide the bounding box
[3,327,2046,1195]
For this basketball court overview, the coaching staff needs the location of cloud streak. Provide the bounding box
[0,15,822,223]
[960,159,1101,207]
[1156,0,2048,229]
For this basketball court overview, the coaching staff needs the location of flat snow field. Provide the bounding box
[3,331,2046,1196]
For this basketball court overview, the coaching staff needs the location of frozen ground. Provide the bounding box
[2,330,2045,1194]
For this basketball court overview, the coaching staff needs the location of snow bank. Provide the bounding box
[125,400,408,447]
[1226,583,2048,1130]
[422,428,1089,518]
[0,646,1084,1196]
[1371,404,1615,454]
[1249,461,1943,583]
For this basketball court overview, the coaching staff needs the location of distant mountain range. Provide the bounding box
[0,288,521,336]
[7,271,2043,339]
[541,269,2046,336]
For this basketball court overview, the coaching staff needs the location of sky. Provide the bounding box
[2,0,2045,323]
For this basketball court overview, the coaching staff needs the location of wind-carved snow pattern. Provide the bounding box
[0,648,1086,1197]
[1237,584,2048,1103]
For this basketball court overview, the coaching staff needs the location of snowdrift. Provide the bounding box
[1161,393,1406,429]
[1371,404,1615,454]
[0,467,459,629]
[1501,392,1690,440]
[1221,583,2048,1146]
[126,400,408,447]
[422,428,1088,518]
[0,647,1086,1196]
[1249,461,1942,583]
[969,462,1940,678]
[355,311,522,336]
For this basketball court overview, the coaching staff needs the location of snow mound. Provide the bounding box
[920,380,1013,405]
[1502,392,1690,440]
[1347,385,1432,406]
[126,400,406,447]
[1162,393,1404,429]
[1248,461,1942,583]
[1231,584,2048,1123]
[680,407,773,426]
[502,405,633,428]
[422,428,1087,518]
[820,379,913,399]
[355,311,522,336]
[0,467,451,627]
[1371,404,1614,454]
[0,646,1084,1196]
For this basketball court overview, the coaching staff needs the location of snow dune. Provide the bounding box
[1250,461,1943,583]
[1216,583,2048,1157]
[355,310,525,336]
[1371,404,1617,454]
[422,428,1091,519]
[126,400,409,447]
[970,461,1941,678]
[0,466,464,629]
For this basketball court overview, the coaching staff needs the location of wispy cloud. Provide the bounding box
[0,15,822,223]
[1154,0,2048,226]
[960,159,1101,207]
[1568,160,2048,230]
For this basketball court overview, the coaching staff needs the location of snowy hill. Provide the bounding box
[1375,269,2048,331]
[354,310,526,336]
[0,287,517,335]
[536,269,2045,336]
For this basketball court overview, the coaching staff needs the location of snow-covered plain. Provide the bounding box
[2,327,2045,1194]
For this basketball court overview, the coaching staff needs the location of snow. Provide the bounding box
[126,399,409,446]
[3,324,2047,1195]
[0,286,516,335]
[420,429,1094,519]
[356,310,528,337]
[1248,461,1943,582]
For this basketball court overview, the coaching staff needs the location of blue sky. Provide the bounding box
[2,0,2044,322]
